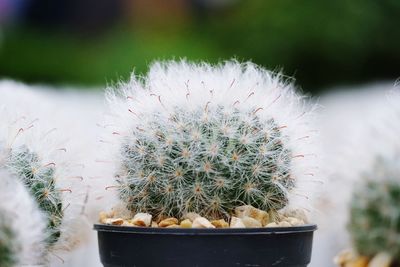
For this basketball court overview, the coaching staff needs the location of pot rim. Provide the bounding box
[93,223,317,235]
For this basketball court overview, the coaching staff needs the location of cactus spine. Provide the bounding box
[348,156,400,260]
[106,60,317,221]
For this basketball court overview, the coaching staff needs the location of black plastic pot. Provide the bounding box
[94,224,317,267]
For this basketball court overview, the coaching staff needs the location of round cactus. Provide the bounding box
[348,156,400,260]
[118,106,293,219]
[0,83,89,262]
[8,146,63,246]
[0,168,46,267]
[105,60,317,220]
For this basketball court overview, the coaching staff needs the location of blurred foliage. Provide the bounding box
[0,0,399,94]
[0,27,220,87]
[205,0,400,91]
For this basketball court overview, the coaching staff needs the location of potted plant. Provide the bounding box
[333,90,400,267]
[95,60,319,267]
[0,88,86,266]
[335,156,400,267]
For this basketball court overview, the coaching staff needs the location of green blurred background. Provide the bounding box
[0,0,399,94]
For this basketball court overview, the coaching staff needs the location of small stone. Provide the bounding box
[99,211,109,224]
[230,217,246,228]
[235,205,269,226]
[241,216,262,228]
[265,222,279,227]
[339,256,369,267]
[368,252,392,267]
[104,218,124,226]
[211,219,229,228]
[159,218,179,227]
[183,212,201,222]
[192,217,215,228]
[333,250,356,266]
[286,217,304,226]
[350,256,369,267]
[282,209,308,224]
[166,224,181,228]
[99,211,116,224]
[180,219,192,228]
[122,221,134,226]
[111,218,124,225]
[110,210,117,217]
[131,213,152,227]
[278,221,291,227]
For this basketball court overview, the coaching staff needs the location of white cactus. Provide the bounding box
[0,168,46,267]
[102,60,319,220]
[0,81,88,263]
[311,84,400,267]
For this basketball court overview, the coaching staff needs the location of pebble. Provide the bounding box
[183,212,201,222]
[211,219,229,228]
[334,250,356,266]
[131,213,152,227]
[99,211,116,224]
[241,216,262,228]
[265,222,279,227]
[99,206,310,230]
[122,221,135,227]
[180,219,192,228]
[192,217,215,228]
[166,224,181,228]
[282,209,308,224]
[235,205,269,226]
[350,257,369,267]
[230,216,246,228]
[286,217,304,226]
[104,218,124,226]
[333,250,370,267]
[368,252,392,267]
[159,218,179,227]
[278,221,291,227]
[99,211,108,224]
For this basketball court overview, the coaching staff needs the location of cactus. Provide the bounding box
[8,146,63,246]
[117,106,293,219]
[0,213,17,267]
[0,83,88,263]
[348,156,400,260]
[345,89,400,262]
[0,168,46,267]
[106,60,317,220]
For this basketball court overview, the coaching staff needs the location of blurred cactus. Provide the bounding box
[0,82,89,264]
[0,213,17,267]
[8,146,63,246]
[0,168,46,267]
[106,60,317,220]
[348,156,400,261]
